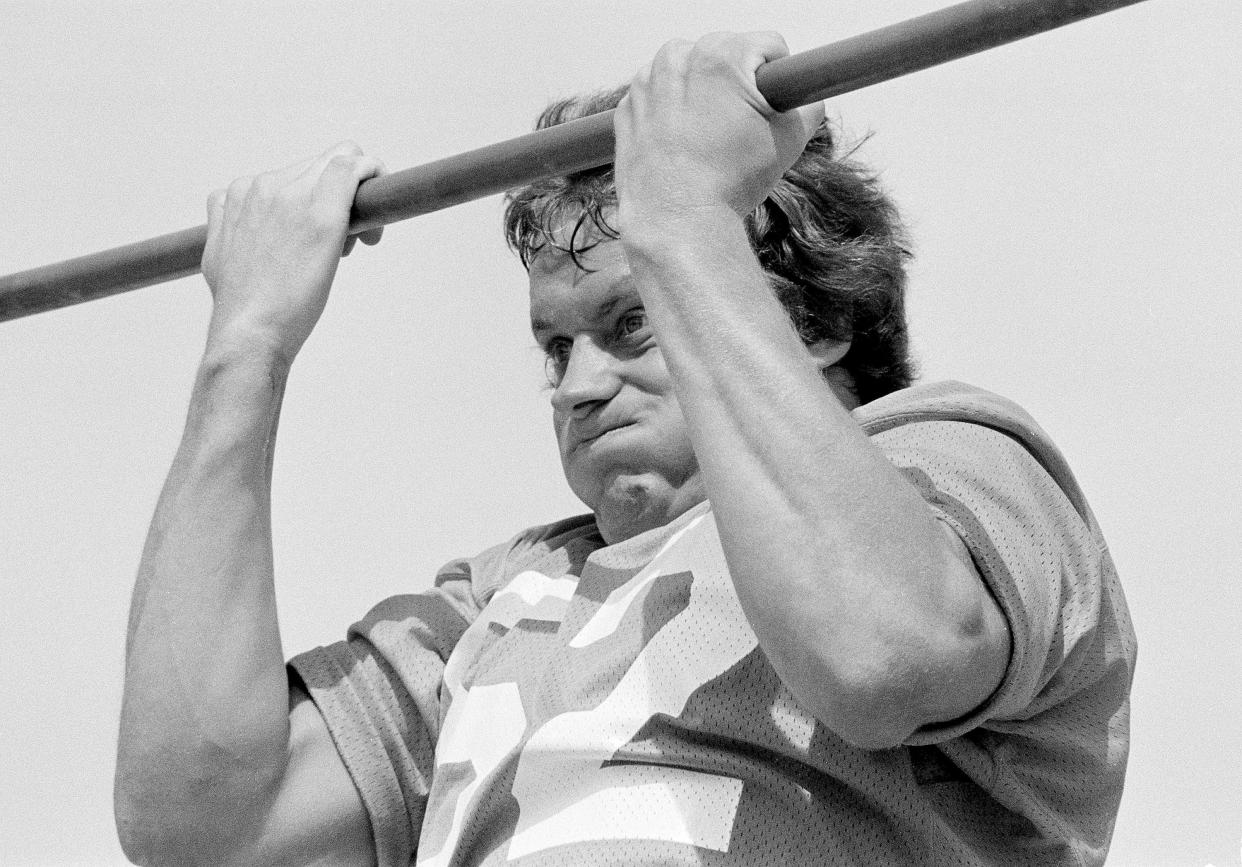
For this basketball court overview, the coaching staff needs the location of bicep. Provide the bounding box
[242,687,376,867]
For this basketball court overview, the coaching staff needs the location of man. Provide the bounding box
[114,32,1135,866]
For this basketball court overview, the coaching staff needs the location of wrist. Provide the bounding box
[172,339,290,485]
[203,316,300,376]
[197,327,293,404]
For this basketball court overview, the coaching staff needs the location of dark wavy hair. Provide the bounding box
[503,87,915,404]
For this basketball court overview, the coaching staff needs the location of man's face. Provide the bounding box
[529,237,704,542]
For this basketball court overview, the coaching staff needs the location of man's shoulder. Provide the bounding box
[854,380,1038,435]
[856,380,1096,526]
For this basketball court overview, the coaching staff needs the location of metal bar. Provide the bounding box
[0,0,1149,323]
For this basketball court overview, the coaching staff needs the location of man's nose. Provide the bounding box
[550,337,622,418]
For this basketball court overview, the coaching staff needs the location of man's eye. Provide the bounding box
[618,311,648,338]
[544,340,570,386]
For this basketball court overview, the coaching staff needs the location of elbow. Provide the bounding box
[824,635,1008,745]
[114,786,182,867]
[113,754,280,867]
[115,795,256,867]
[824,576,1010,748]
[114,761,161,865]
[767,638,922,751]
[114,806,148,866]
[115,819,179,867]
[796,664,922,751]
[114,782,217,867]
[782,621,1007,752]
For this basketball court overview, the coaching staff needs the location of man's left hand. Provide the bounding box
[613,31,825,227]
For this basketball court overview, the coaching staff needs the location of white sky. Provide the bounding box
[1,1,1239,864]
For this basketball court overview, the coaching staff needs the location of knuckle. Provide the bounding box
[226,176,251,199]
[655,38,690,64]
[251,173,279,198]
[686,39,728,69]
[757,30,789,58]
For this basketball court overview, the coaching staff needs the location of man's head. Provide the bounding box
[505,86,915,405]
[506,87,915,540]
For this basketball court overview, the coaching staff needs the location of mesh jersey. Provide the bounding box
[290,381,1135,866]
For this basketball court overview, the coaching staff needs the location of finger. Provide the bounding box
[342,235,358,257]
[651,37,693,71]
[768,101,824,163]
[202,188,227,277]
[225,175,254,216]
[269,154,319,186]
[248,141,363,192]
[354,157,387,246]
[316,153,386,215]
[205,188,226,227]
[693,31,788,69]
[746,30,790,64]
[613,90,634,149]
[219,175,256,251]
[687,31,791,117]
[738,32,792,115]
[358,154,387,188]
[639,38,691,102]
[306,140,366,180]
[326,139,365,159]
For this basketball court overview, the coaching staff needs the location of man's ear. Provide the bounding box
[808,338,859,408]
[806,338,850,370]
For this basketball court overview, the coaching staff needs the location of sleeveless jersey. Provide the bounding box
[290,381,1136,866]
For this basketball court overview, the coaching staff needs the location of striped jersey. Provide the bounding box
[290,381,1135,866]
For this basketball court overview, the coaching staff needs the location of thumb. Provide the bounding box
[771,100,825,170]
[796,101,826,143]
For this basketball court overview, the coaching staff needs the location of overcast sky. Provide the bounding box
[1,1,1239,864]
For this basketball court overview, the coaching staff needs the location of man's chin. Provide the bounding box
[592,484,674,544]
[601,472,664,507]
[570,469,706,544]
[568,462,659,510]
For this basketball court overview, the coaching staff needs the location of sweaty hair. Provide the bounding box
[503,86,915,404]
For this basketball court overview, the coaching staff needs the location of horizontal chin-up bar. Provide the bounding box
[0,0,1148,323]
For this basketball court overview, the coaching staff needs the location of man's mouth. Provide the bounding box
[574,421,632,450]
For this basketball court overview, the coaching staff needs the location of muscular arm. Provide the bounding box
[114,145,382,865]
[615,34,1010,749]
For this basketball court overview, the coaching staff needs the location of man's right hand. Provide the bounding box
[202,141,385,365]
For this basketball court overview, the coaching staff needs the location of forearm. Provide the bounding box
[116,346,295,860]
[623,210,1004,746]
